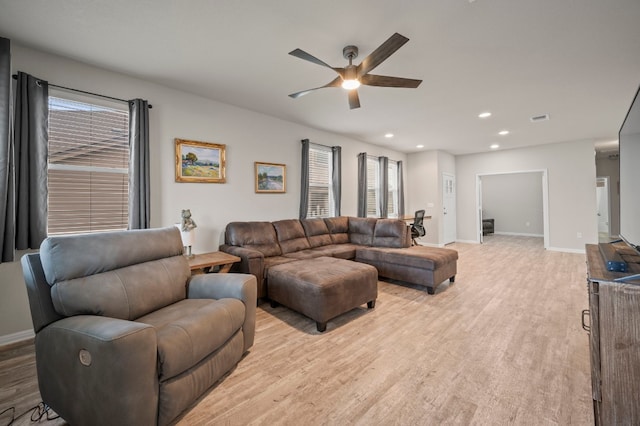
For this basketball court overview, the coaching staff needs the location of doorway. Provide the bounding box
[475,169,549,249]
[596,177,611,242]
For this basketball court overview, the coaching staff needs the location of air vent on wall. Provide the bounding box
[530,113,550,122]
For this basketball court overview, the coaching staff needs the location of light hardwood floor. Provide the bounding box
[0,236,593,425]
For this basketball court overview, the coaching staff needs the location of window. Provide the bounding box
[365,157,399,218]
[307,144,334,218]
[366,156,379,217]
[47,96,130,235]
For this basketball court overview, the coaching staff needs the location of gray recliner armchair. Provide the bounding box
[21,227,257,426]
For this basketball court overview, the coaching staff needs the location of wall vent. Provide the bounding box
[530,114,550,122]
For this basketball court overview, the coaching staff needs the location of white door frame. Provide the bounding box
[443,173,456,244]
[475,169,549,249]
[596,176,611,238]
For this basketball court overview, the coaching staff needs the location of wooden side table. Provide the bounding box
[187,251,241,275]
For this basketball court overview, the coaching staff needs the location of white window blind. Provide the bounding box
[47,96,130,235]
[307,144,333,218]
[366,157,379,217]
[388,160,399,218]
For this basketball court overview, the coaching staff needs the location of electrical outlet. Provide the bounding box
[526,221,530,227]
[577,232,582,238]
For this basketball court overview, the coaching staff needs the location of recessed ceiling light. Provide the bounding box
[490,144,500,149]
[478,112,492,118]
[416,144,424,149]
[498,130,509,136]
[385,133,394,138]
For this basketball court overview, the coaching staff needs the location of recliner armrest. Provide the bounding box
[188,273,257,351]
[36,316,158,426]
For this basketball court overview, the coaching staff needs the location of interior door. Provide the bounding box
[443,173,456,244]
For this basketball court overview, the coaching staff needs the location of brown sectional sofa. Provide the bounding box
[220,216,458,299]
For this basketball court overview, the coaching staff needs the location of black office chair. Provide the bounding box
[410,209,426,246]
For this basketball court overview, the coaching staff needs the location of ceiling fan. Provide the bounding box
[288,32,422,110]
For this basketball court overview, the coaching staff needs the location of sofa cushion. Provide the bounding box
[40,227,190,320]
[263,256,298,280]
[301,218,333,248]
[273,219,311,254]
[40,227,184,284]
[225,221,282,257]
[136,298,245,380]
[348,217,377,246]
[50,256,190,320]
[356,246,459,270]
[324,216,350,244]
[373,219,410,248]
[283,243,361,260]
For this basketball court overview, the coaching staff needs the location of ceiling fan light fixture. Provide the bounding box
[341,79,361,90]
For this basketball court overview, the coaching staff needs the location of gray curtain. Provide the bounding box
[397,160,405,217]
[331,145,341,216]
[378,156,389,218]
[299,139,309,219]
[128,99,150,229]
[13,72,49,256]
[0,38,12,262]
[357,152,367,217]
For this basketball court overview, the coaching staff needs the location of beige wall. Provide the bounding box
[456,140,598,250]
[0,44,408,341]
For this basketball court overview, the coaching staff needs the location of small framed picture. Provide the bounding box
[255,162,286,193]
[175,139,226,183]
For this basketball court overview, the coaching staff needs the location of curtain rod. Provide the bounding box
[12,74,153,108]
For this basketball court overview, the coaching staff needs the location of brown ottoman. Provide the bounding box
[356,246,458,294]
[267,256,378,332]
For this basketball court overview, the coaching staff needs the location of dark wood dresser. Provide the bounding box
[584,244,640,425]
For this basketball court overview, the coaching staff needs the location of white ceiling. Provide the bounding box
[1,0,639,155]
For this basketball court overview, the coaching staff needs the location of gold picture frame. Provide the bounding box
[175,139,226,183]
[255,162,286,193]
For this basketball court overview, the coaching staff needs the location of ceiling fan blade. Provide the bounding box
[357,33,409,76]
[348,90,360,109]
[360,74,422,88]
[289,76,343,99]
[289,49,346,77]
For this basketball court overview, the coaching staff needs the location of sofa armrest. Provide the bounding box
[188,273,257,351]
[36,316,158,425]
[220,245,266,298]
[220,245,264,275]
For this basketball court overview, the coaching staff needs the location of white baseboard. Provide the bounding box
[455,239,479,244]
[547,246,586,254]
[416,242,444,248]
[0,329,35,348]
[494,231,544,237]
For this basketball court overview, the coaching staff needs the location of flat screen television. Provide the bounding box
[618,84,640,256]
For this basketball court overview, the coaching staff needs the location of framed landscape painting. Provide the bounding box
[175,139,226,183]
[255,162,286,193]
